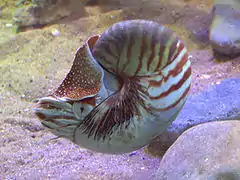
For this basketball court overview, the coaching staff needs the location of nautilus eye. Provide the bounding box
[33,19,191,154]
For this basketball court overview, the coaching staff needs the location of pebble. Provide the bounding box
[5,23,13,28]
[200,74,211,79]
[51,28,60,37]
[110,15,115,19]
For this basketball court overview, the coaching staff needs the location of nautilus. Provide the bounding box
[34,20,191,154]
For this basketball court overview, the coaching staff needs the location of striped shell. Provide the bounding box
[34,20,191,154]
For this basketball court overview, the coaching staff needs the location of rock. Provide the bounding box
[5,23,13,28]
[15,0,31,7]
[50,28,60,36]
[146,78,240,156]
[84,0,99,6]
[209,0,240,56]
[186,13,212,47]
[169,78,240,133]
[154,120,240,180]
[13,0,85,31]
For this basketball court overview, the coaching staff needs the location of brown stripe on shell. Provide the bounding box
[148,66,191,100]
[146,25,158,71]
[155,29,178,72]
[148,69,191,113]
[170,40,185,62]
[147,50,188,88]
[155,40,166,72]
[118,28,134,75]
[135,35,144,75]
[168,37,180,62]
[148,77,164,87]
[93,23,127,74]
[157,80,191,112]
[166,51,189,79]
[121,34,132,75]
[102,44,117,64]
[35,112,47,120]
[116,22,131,75]
[148,50,188,87]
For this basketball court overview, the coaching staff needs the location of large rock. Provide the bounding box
[154,120,240,180]
[169,78,240,133]
[209,0,240,56]
[13,0,85,31]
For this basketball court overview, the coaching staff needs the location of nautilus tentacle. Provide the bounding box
[34,20,191,154]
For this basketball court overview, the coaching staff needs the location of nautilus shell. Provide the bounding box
[34,20,191,154]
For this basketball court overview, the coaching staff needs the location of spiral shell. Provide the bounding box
[34,20,191,154]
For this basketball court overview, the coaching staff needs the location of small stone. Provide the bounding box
[110,15,115,19]
[24,108,29,112]
[31,134,36,138]
[129,151,137,156]
[51,28,60,37]
[200,74,211,79]
[5,23,13,28]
